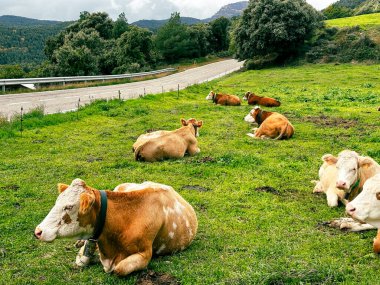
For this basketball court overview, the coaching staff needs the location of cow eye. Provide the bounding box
[376,193,380,201]
[64,205,73,211]
[351,168,356,172]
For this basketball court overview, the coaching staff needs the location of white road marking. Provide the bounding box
[8,102,30,106]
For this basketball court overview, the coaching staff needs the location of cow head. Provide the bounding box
[335,150,363,191]
[242,91,252,101]
[244,106,260,123]
[181,118,203,137]
[205,91,215,101]
[346,174,380,228]
[34,179,96,242]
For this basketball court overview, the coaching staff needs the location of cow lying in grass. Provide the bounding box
[134,118,203,162]
[326,150,380,232]
[206,91,241,106]
[243,92,281,107]
[34,179,198,276]
[346,174,380,253]
[244,106,294,140]
[312,154,346,207]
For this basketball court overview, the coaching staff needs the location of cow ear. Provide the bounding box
[79,192,95,215]
[322,154,337,165]
[58,183,69,193]
[359,156,373,168]
[181,118,188,126]
[197,120,203,127]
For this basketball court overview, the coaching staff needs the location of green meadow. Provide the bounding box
[1,63,380,284]
[326,12,380,29]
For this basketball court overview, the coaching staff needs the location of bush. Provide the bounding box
[233,0,323,61]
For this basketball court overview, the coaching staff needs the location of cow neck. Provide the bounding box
[346,178,361,201]
[256,110,263,126]
[90,190,108,241]
[212,93,217,103]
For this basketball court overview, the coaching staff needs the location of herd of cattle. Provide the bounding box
[34,90,380,277]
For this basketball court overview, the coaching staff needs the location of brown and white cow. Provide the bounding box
[243,92,281,107]
[134,118,203,162]
[346,174,380,252]
[244,106,294,140]
[34,179,198,276]
[326,150,380,231]
[205,91,241,106]
[312,154,346,207]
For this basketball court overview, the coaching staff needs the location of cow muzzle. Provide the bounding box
[34,227,43,239]
[336,180,348,190]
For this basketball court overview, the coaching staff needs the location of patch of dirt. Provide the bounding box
[181,185,210,192]
[86,156,103,163]
[0,184,20,191]
[32,140,45,144]
[302,115,358,129]
[146,129,158,133]
[13,202,21,209]
[197,156,215,163]
[194,203,207,212]
[135,270,180,285]
[254,186,280,195]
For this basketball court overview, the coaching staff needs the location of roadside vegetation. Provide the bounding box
[1,63,380,284]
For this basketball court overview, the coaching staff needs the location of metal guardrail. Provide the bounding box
[0,68,176,91]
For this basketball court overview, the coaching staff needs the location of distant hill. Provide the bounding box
[333,0,367,9]
[206,1,248,21]
[132,1,248,31]
[0,15,62,26]
[355,0,380,14]
[133,17,202,32]
[0,16,69,66]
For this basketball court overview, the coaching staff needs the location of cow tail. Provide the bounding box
[274,123,289,140]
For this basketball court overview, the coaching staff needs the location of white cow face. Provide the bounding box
[346,174,380,228]
[335,150,360,191]
[244,106,260,123]
[205,91,214,100]
[35,179,94,242]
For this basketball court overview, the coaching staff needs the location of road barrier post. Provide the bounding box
[20,107,23,137]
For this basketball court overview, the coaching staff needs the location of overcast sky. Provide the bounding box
[1,0,337,23]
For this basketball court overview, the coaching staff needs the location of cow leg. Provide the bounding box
[312,180,324,193]
[113,248,152,276]
[326,189,339,207]
[373,229,380,253]
[329,217,376,231]
[187,144,200,156]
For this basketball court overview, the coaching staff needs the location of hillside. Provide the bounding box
[355,0,380,14]
[0,15,62,26]
[325,12,380,27]
[334,0,367,8]
[0,16,69,66]
[206,1,248,21]
[132,1,248,31]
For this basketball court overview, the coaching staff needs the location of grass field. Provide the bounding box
[326,12,380,28]
[1,63,380,284]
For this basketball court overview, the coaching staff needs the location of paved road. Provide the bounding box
[0,59,243,119]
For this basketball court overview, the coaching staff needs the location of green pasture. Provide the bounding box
[1,63,380,284]
[326,13,380,28]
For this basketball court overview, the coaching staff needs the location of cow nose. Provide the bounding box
[346,203,356,216]
[336,180,346,189]
[34,227,42,239]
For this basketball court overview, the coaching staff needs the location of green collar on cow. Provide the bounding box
[91,190,108,241]
[349,179,360,192]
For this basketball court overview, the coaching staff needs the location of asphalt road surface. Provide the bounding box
[0,59,243,119]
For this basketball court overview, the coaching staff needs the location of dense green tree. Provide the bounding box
[155,12,194,62]
[188,24,213,57]
[233,0,323,61]
[112,12,129,38]
[114,26,155,73]
[209,17,231,52]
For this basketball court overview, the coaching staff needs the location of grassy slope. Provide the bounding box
[326,12,380,28]
[1,64,380,284]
